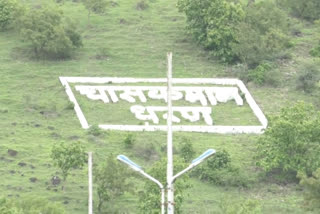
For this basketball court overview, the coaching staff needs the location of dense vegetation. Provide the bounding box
[0,0,320,213]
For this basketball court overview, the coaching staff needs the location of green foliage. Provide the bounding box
[0,198,22,214]
[256,102,320,177]
[123,134,135,149]
[0,0,22,31]
[207,149,230,170]
[218,197,262,214]
[20,5,82,59]
[179,138,195,162]
[138,157,191,214]
[279,0,320,21]
[177,0,244,62]
[94,155,132,213]
[193,150,252,187]
[296,62,320,93]
[178,0,290,65]
[247,62,272,85]
[88,125,102,136]
[83,0,107,14]
[0,197,65,214]
[82,0,107,24]
[310,41,320,57]
[298,168,320,210]
[16,197,66,214]
[51,141,86,181]
[232,1,291,66]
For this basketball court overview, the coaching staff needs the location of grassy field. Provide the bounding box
[0,0,319,213]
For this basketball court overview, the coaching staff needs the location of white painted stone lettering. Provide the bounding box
[60,77,267,134]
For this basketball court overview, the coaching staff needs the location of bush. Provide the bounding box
[278,0,320,21]
[177,0,244,62]
[256,102,320,177]
[20,5,82,59]
[123,134,135,148]
[88,125,102,136]
[296,63,320,93]
[179,138,195,162]
[298,168,320,210]
[232,1,291,66]
[178,0,291,65]
[194,150,252,187]
[0,0,23,31]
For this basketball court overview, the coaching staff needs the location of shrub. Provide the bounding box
[278,0,320,21]
[246,62,273,85]
[296,63,320,93]
[123,134,135,148]
[178,0,291,65]
[20,5,82,59]
[0,0,23,31]
[136,0,149,10]
[206,149,230,170]
[298,168,320,210]
[88,125,102,136]
[177,0,244,62]
[232,1,291,66]
[194,150,252,187]
[179,138,195,162]
[256,102,320,177]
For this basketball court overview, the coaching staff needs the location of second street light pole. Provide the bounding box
[167,52,174,214]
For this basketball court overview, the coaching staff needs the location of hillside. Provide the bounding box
[0,0,319,213]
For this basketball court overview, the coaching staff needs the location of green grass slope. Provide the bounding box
[0,0,319,213]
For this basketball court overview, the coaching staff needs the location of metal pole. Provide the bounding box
[161,188,165,214]
[167,52,174,214]
[88,152,93,214]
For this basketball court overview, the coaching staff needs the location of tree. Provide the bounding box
[0,0,23,31]
[138,157,191,214]
[20,5,82,59]
[94,155,132,213]
[177,0,244,62]
[256,102,320,177]
[231,0,290,67]
[51,141,86,184]
[82,0,107,25]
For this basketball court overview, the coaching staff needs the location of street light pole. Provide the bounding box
[167,52,174,214]
[117,155,165,214]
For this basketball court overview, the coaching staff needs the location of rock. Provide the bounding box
[30,165,35,169]
[63,201,69,204]
[8,149,18,157]
[48,126,55,130]
[18,162,27,167]
[29,177,37,183]
[9,170,16,174]
[51,176,61,186]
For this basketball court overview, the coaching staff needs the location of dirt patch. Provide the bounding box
[8,149,18,157]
